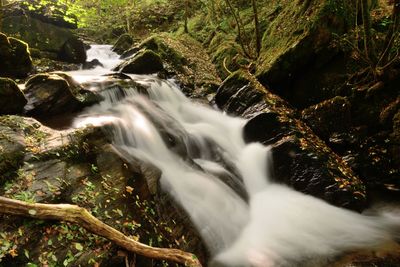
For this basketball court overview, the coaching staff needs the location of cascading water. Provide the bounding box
[71,46,400,267]
[68,45,123,84]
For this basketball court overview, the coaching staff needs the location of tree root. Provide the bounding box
[0,196,202,267]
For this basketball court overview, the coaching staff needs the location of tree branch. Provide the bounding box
[0,196,202,267]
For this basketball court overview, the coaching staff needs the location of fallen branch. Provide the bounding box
[0,196,202,267]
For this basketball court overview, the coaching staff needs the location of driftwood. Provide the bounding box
[0,196,202,267]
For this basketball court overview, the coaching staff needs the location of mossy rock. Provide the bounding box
[0,78,27,115]
[24,73,101,117]
[0,116,27,185]
[255,0,355,88]
[301,96,352,139]
[137,34,221,95]
[217,70,367,211]
[112,33,135,55]
[118,49,164,74]
[1,16,85,63]
[0,33,33,78]
[0,118,207,266]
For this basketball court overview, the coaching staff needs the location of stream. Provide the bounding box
[67,45,399,267]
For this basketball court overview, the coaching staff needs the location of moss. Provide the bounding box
[138,33,221,93]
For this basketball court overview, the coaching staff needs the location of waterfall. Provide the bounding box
[71,46,400,267]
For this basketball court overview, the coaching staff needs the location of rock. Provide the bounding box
[301,96,352,139]
[0,78,27,114]
[24,73,101,117]
[112,33,135,55]
[3,0,78,29]
[0,33,33,78]
[82,59,103,70]
[214,72,265,116]
[137,34,221,96]
[0,117,206,266]
[120,46,140,59]
[1,15,85,63]
[217,70,367,211]
[117,49,164,74]
[0,116,27,185]
[255,1,355,99]
[59,37,87,63]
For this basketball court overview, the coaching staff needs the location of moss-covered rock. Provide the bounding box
[301,96,352,139]
[1,16,86,63]
[0,116,27,186]
[117,49,164,74]
[0,78,27,115]
[216,70,366,211]
[255,0,354,87]
[137,34,222,96]
[0,117,206,266]
[24,73,101,117]
[112,33,135,55]
[0,33,33,78]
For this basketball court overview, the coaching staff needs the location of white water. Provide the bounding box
[71,46,400,266]
[67,45,123,84]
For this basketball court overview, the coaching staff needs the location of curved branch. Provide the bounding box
[0,196,202,267]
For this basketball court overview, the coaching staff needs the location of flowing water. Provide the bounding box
[70,45,400,267]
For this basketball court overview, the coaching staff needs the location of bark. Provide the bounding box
[0,196,202,267]
[184,0,189,33]
[361,0,376,62]
[251,0,261,57]
[223,0,252,58]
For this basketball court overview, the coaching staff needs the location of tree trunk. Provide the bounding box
[361,0,376,62]
[0,197,202,267]
[251,0,261,57]
[184,0,189,33]
[224,0,252,58]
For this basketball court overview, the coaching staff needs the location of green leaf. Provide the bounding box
[75,243,83,251]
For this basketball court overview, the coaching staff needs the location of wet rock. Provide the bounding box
[0,78,27,115]
[218,70,367,211]
[301,96,352,139]
[82,58,103,70]
[0,33,33,78]
[214,71,264,115]
[117,49,164,74]
[271,135,365,210]
[112,33,135,55]
[24,73,101,117]
[0,117,206,266]
[120,46,140,59]
[59,37,87,63]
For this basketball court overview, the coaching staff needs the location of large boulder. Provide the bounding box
[134,34,221,96]
[301,96,352,140]
[24,73,100,117]
[216,71,367,211]
[255,0,355,105]
[117,49,164,74]
[1,15,86,63]
[0,78,27,114]
[0,33,32,78]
